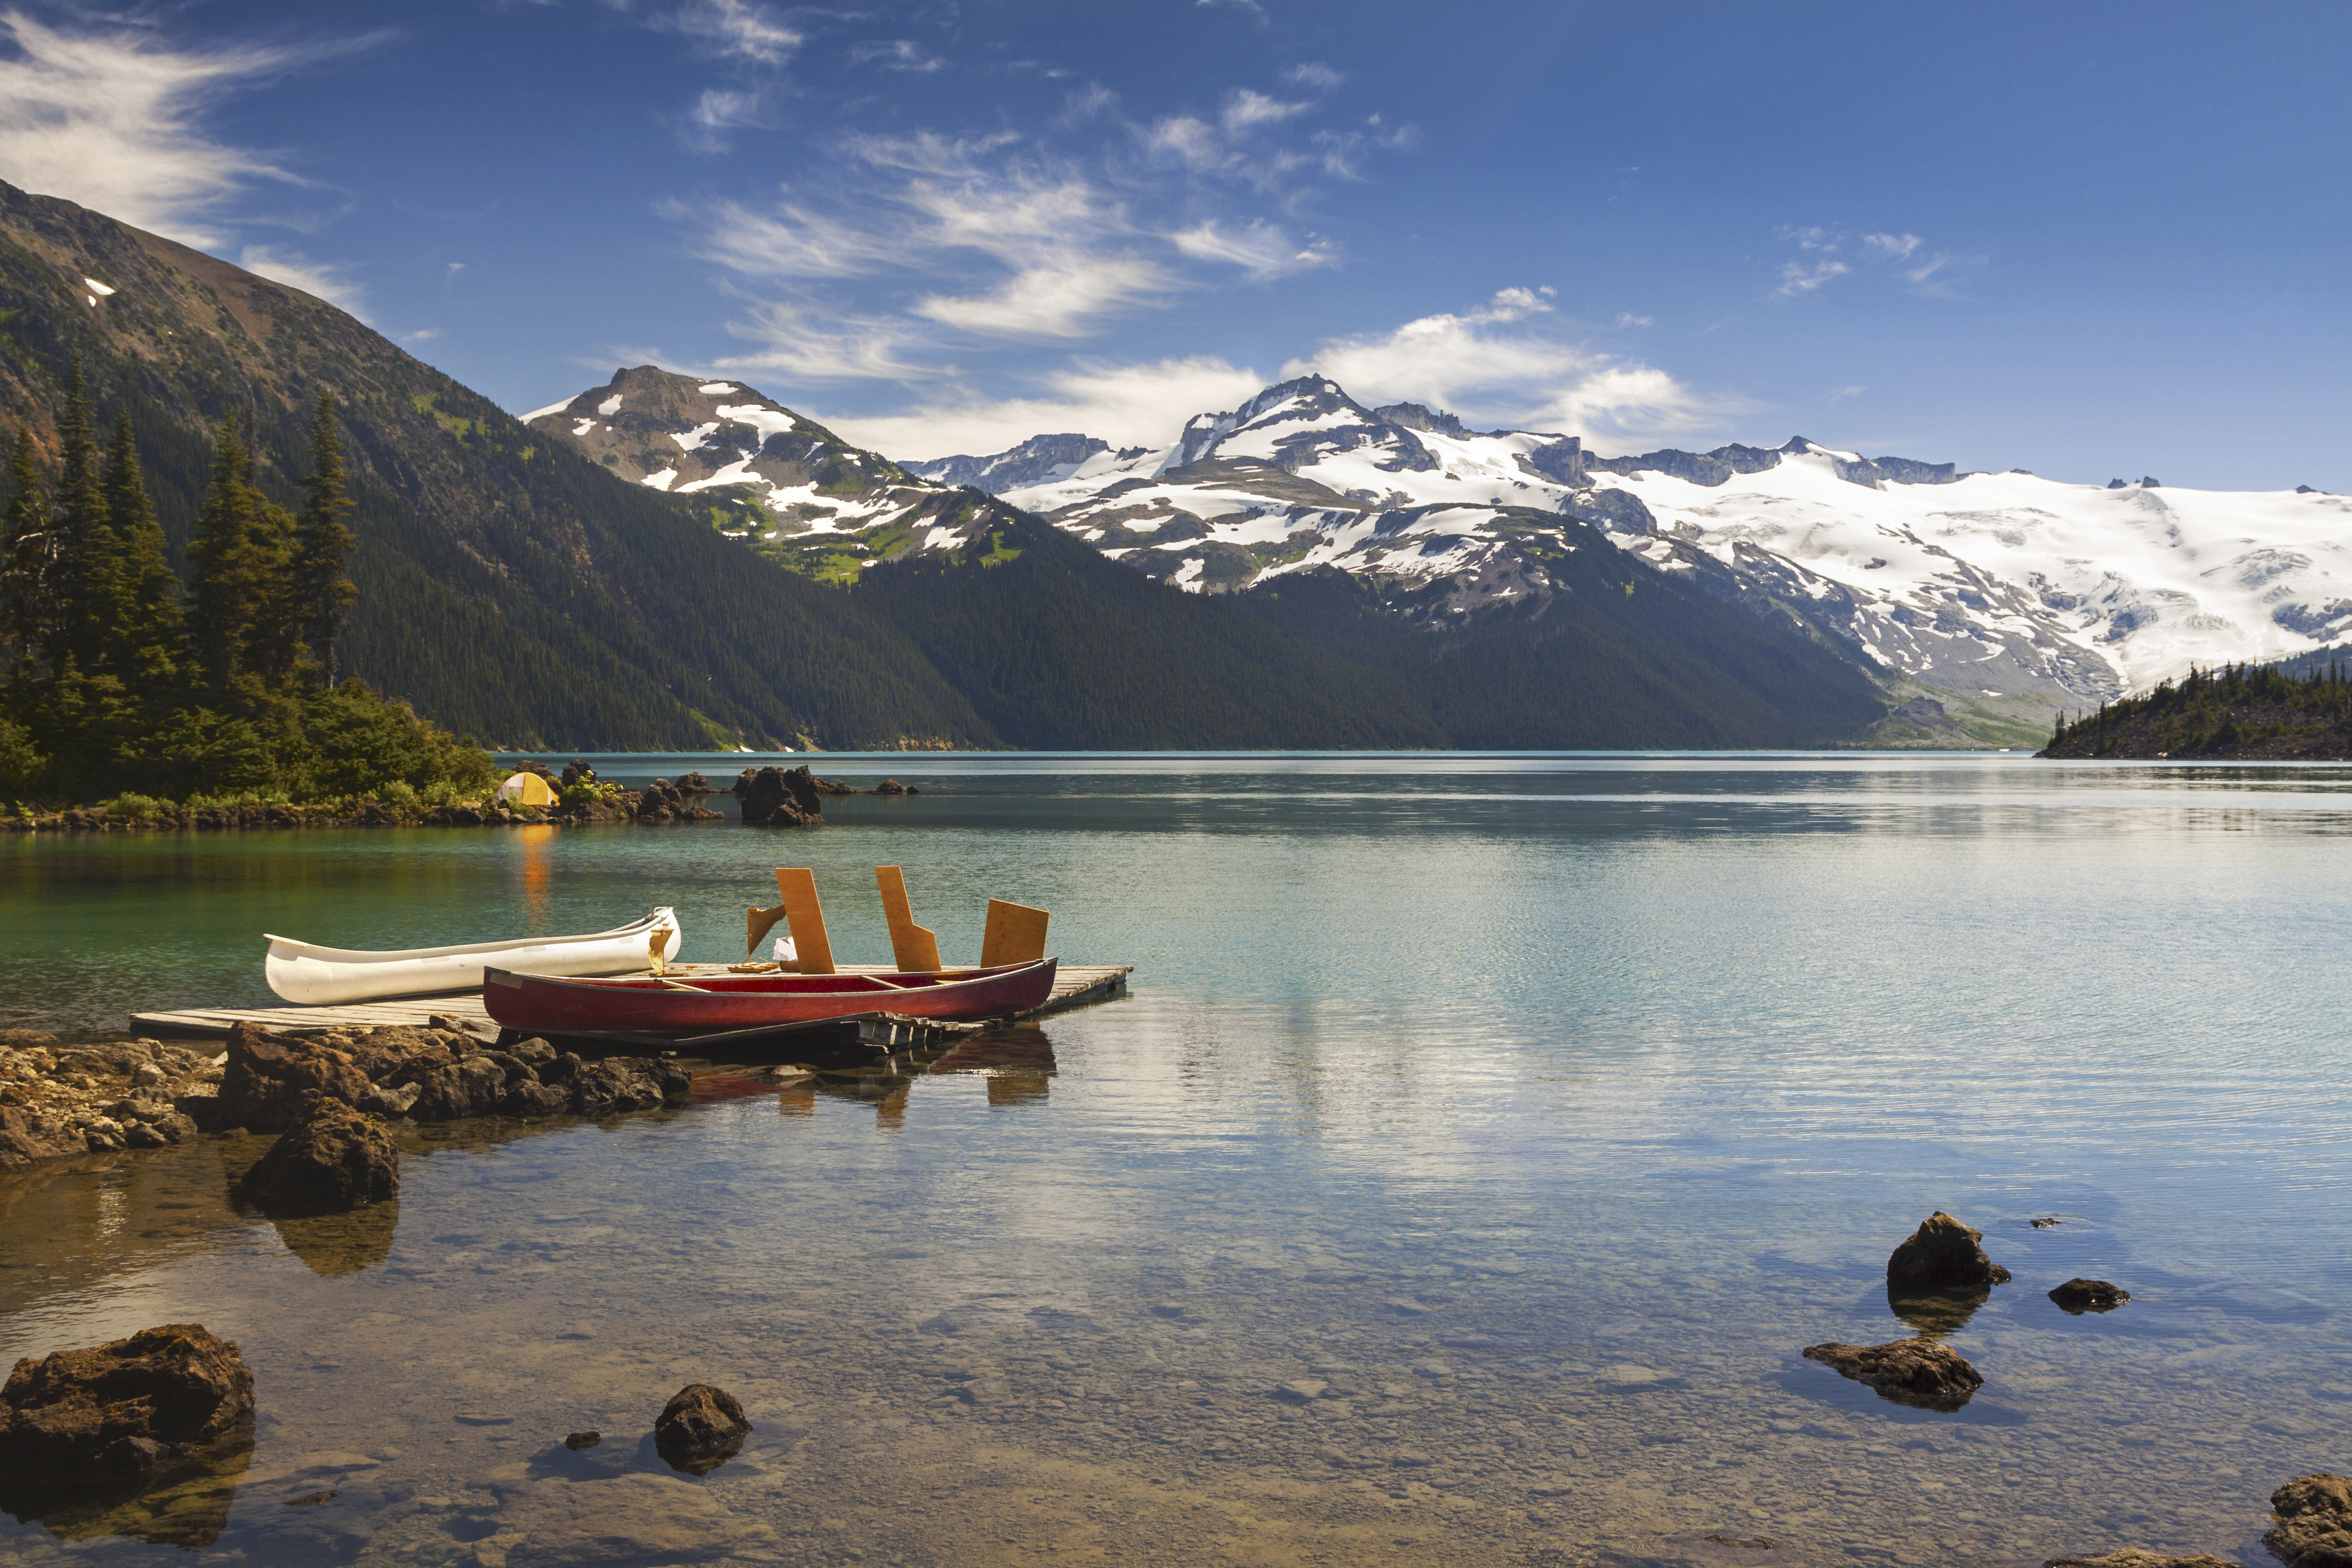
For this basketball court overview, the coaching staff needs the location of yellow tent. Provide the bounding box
[497,771,558,807]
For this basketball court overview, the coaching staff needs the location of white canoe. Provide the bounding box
[264,909,685,1005]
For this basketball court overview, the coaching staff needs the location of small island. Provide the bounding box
[2040,660,2352,760]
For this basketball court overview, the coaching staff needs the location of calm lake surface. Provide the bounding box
[1,752,2347,1567]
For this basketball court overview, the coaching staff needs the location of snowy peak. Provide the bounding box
[526,366,1006,580]
[525,365,933,505]
[908,433,1111,492]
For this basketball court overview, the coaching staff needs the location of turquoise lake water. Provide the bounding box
[1,752,2347,1566]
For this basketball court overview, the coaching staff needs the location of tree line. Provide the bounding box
[0,364,492,803]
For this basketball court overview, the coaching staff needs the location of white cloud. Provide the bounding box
[1283,62,1344,92]
[0,10,304,245]
[695,198,900,278]
[821,355,1269,459]
[1773,258,1850,297]
[710,301,928,383]
[1614,311,1655,328]
[1862,231,1922,260]
[916,253,1174,339]
[674,0,799,64]
[1222,89,1308,133]
[1170,218,1332,278]
[1280,288,1724,442]
[403,327,441,342]
[239,244,366,315]
[849,39,944,73]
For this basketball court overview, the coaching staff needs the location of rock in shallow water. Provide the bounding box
[2267,1472,2352,1568]
[2044,1553,2240,1568]
[2050,1277,2132,1314]
[0,1324,254,1482]
[1800,1335,1982,1411]
[215,1023,372,1132]
[653,1383,750,1474]
[1886,1210,2012,1288]
[234,1100,398,1216]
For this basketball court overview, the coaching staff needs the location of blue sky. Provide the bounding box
[0,0,2344,489]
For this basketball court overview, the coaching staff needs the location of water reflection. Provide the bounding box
[517,824,556,936]
[1885,1282,1991,1339]
[263,1201,400,1278]
[0,1439,252,1549]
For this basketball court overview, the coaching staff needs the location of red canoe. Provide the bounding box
[482,957,1059,1035]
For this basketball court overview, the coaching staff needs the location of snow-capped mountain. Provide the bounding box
[908,433,1112,492]
[523,367,985,575]
[941,375,2351,715]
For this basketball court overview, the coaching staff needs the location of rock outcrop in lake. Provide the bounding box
[654,1383,751,1474]
[2049,1278,2131,1314]
[1887,1211,2012,1288]
[2043,1553,2240,1568]
[2266,1472,2352,1568]
[233,1100,399,1216]
[0,1324,254,1482]
[733,764,827,827]
[1801,1336,1983,1411]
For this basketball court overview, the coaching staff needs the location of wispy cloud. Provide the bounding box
[711,300,929,383]
[1283,62,1344,92]
[849,39,944,73]
[1170,218,1332,278]
[1280,287,1730,442]
[672,0,800,65]
[0,10,330,245]
[403,327,441,342]
[239,244,367,315]
[1772,225,1980,300]
[1774,257,1850,297]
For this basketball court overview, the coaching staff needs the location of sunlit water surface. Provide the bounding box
[1,753,2348,1567]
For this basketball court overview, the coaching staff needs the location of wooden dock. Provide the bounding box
[129,963,1133,1044]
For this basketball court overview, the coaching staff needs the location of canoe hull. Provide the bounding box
[483,958,1059,1035]
[265,911,685,1005]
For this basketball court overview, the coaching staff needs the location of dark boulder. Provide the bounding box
[733,765,825,827]
[874,778,908,795]
[675,772,711,793]
[388,1055,507,1121]
[560,759,596,787]
[0,1324,254,1482]
[234,1100,399,1216]
[2266,1472,2352,1568]
[653,1383,750,1474]
[215,1023,373,1132]
[2049,1278,2131,1314]
[1887,1211,2011,1289]
[1801,1336,1982,1411]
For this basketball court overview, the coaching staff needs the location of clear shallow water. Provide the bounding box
[2,753,2349,1567]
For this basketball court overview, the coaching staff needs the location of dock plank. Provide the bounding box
[130,964,1132,1039]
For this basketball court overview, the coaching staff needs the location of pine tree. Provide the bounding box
[0,425,54,674]
[287,392,358,686]
[99,406,182,681]
[187,416,282,687]
[46,358,124,672]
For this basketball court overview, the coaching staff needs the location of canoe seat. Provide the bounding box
[875,866,943,972]
[774,869,836,976]
[981,898,1050,968]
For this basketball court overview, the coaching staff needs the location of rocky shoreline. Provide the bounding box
[0,761,930,834]
[0,1020,689,1174]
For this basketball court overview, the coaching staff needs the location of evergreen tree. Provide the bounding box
[187,416,283,687]
[287,392,358,686]
[0,425,54,674]
[99,406,182,681]
[46,358,124,673]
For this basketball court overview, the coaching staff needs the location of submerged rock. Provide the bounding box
[733,765,825,827]
[654,1383,750,1474]
[2266,1472,2352,1568]
[1801,1336,1983,1411]
[2050,1278,2132,1314]
[570,1056,691,1117]
[234,1100,398,1216]
[1886,1211,2012,1289]
[2044,1554,2239,1568]
[0,1324,254,1482]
